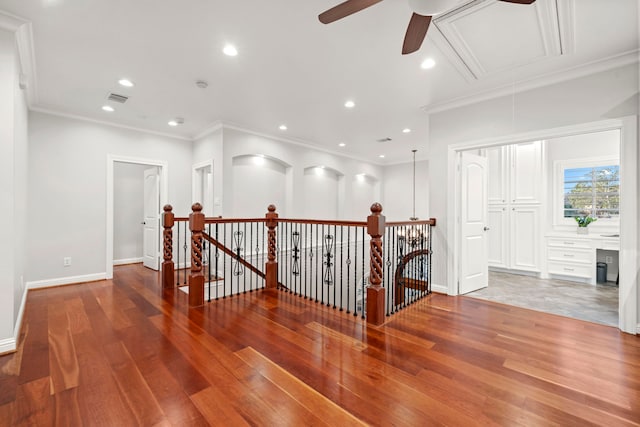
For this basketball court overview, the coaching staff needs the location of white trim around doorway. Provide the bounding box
[106,154,169,279]
[447,117,638,334]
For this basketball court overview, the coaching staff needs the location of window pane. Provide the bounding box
[563,165,619,219]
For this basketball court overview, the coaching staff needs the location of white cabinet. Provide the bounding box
[546,237,594,281]
[510,141,543,204]
[487,206,508,268]
[487,147,508,204]
[544,235,620,283]
[510,206,540,271]
[486,142,543,273]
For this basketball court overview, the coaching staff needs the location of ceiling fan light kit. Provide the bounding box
[319,0,537,55]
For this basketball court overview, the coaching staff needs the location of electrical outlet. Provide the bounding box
[63,257,72,267]
[605,256,613,264]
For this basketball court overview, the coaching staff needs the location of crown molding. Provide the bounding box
[0,10,26,32]
[214,121,384,166]
[15,22,37,108]
[192,120,223,140]
[30,106,192,142]
[422,49,640,114]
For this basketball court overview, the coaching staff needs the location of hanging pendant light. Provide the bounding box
[410,149,418,221]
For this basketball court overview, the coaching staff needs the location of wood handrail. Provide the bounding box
[387,218,436,226]
[175,216,436,227]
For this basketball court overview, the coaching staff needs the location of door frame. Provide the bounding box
[106,154,169,279]
[192,159,214,214]
[447,117,638,334]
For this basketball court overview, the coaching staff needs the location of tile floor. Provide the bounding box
[466,271,619,327]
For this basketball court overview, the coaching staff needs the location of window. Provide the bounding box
[563,165,619,219]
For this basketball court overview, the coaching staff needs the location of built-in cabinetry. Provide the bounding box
[487,141,543,273]
[545,234,620,284]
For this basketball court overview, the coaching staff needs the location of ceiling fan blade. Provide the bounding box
[498,0,536,4]
[319,0,383,24]
[402,13,431,55]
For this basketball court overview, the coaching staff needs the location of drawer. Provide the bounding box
[547,261,593,279]
[547,238,591,249]
[547,248,592,263]
[601,239,620,251]
[547,237,591,249]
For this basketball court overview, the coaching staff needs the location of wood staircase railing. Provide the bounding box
[162,203,436,325]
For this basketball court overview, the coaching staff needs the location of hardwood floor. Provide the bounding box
[1,264,639,426]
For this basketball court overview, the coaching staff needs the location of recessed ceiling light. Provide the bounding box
[379,154,385,158]
[102,105,114,112]
[339,143,346,147]
[421,58,436,69]
[344,100,355,108]
[168,120,178,127]
[279,124,287,130]
[403,128,411,133]
[118,79,134,87]
[223,44,238,56]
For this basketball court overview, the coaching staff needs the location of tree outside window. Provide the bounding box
[564,165,619,219]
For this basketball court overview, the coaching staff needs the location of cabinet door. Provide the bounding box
[510,206,540,271]
[487,147,508,204]
[487,206,508,268]
[510,141,542,204]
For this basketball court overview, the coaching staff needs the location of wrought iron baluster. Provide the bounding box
[183,221,188,284]
[361,227,365,319]
[215,222,219,300]
[323,233,334,291]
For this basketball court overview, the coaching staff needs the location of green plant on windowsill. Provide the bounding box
[575,215,597,234]
[574,216,597,227]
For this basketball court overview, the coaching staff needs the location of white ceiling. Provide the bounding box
[0,0,638,163]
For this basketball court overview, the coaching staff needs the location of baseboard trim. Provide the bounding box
[113,257,143,266]
[27,273,107,290]
[0,337,16,355]
[431,283,449,294]
[636,324,640,335]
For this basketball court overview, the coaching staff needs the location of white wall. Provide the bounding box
[0,27,28,352]
[221,127,383,220]
[27,112,193,283]
[231,154,288,217]
[113,162,147,262]
[13,33,28,329]
[303,167,340,219]
[428,64,639,292]
[382,160,429,221]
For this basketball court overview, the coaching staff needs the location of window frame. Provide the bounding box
[553,156,620,229]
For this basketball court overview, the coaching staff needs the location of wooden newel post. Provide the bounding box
[162,204,175,289]
[188,203,205,306]
[265,204,278,289]
[367,202,386,325]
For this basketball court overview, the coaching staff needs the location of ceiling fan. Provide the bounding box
[318,0,537,55]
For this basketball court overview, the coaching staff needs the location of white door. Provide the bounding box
[143,167,160,270]
[459,152,488,294]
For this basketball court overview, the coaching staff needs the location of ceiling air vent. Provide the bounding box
[377,137,392,143]
[107,93,129,103]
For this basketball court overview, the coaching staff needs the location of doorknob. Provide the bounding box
[484,226,490,231]
[141,221,146,225]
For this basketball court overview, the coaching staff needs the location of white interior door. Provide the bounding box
[143,167,160,270]
[460,152,488,294]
